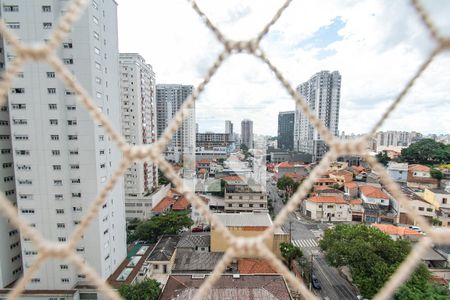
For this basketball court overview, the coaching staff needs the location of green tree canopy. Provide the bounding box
[400,139,450,164]
[118,278,161,300]
[280,242,303,269]
[376,151,391,166]
[319,224,448,299]
[129,210,193,243]
[430,168,443,180]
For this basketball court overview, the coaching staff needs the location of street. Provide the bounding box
[267,181,358,300]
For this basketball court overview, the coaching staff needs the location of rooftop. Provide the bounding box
[238,259,278,274]
[177,232,210,249]
[428,188,450,195]
[215,213,272,227]
[345,182,358,189]
[152,196,175,213]
[278,161,306,168]
[307,196,347,204]
[372,224,421,237]
[408,164,430,172]
[173,251,226,273]
[159,275,292,300]
[148,235,180,262]
[172,196,190,211]
[360,185,389,199]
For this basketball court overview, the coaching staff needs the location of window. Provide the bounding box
[95,77,102,84]
[18,179,32,185]
[49,104,57,110]
[12,103,26,109]
[0,135,10,140]
[71,178,80,184]
[426,208,433,212]
[58,237,66,242]
[100,163,105,169]
[94,47,100,55]
[443,198,448,204]
[43,22,52,29]
[11,88,25,94]
[61,278,69,283]
[3,162,12,168]
[0,120,9,125]
[31,278,40,283]
[21,209,35,214]
[98,135,104,141]
[17,164,31,170]
[93,16,99,24]
[13,119,27,125]
[67,105,76,111]
[57,223,65,229]
[92,0,98,9]
[56,209,64,214]
[47,72,55,78]
[60,265,68,270]
[63,58,73,65]
[50,135,59,141]
[68,135,78,141]
[62,42,72,49]
[95,62,101,70]
[55,194,63,200]
[93,31,100,40]
[418,207,424,211]
[69,150,79,155]
[70,164,79,170]
[52,150,60,156]
[42,5,51,12]
[327,205,334,208]
[67,120,77,125]
[14,135,28,141]
[53,165,61,171]
[6,22,20,29]
[47,88,56,94]
[4,5,19,12]
[49,119,58,125]
[72,193,81,198]
[65,90,75,95]
[15,150,30,156]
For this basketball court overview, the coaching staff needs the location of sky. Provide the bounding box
[116,0,450,136]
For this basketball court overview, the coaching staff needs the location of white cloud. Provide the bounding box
[117,0,450,136]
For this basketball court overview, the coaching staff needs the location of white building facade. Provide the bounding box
[1,0,126,290]
[119,53,158,201]
[294,71,341,161]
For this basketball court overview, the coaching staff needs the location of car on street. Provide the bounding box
[311,274,321,290]
[191,226,203,232]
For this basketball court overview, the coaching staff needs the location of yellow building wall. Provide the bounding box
[423,189,438,207]
[211,226,273,254]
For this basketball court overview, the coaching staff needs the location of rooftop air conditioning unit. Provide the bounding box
[232,274,240,279]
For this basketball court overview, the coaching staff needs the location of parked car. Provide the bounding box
[203,225,211,232]
[311,274,321,290]
[191,226,203,232]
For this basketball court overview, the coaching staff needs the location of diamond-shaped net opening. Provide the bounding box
[0,0,449,299]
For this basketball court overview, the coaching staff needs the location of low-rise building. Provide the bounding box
[159,275,293,300]
[224,181,268,213]
[303,196,351,222]
[397,187,436,225]
[147,235,180,284]
[424,188,450,209]
[329,170,354,184]
[360,185,390,207]
[372,224,421,241]
[407,164,439,190]
[387,162,408,183]
[276,161,309,178]
[344,182,359,198]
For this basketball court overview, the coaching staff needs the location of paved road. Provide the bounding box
[267,181,358,300]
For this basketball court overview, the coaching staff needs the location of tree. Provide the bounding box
[277,176,295,191]
[280,242,303,269]
[130,211,193,243]
[376,151,391,166]
[430,168,443,180]
[158,170,170,186]
[319,224,447,299]
[432,217,442,226]
[118,278,161,300]
[400,139,450,164]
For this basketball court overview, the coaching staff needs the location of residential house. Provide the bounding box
[344,182,359,198]
[314,177,338,187]
[303,196,351,222]
[172,252,229,274]
[372,223,421,241]
[238,259,278,274]
[387,162,409,183]
[196,159,211,172]
[360,185,390,207]
[224,180,268,213]
[329,169,354,185]
[277,161,308,178]
[407,164,439,190]
[424,188,450,226]
[396,186,435,225]
[147,235,180,284]
[362,203,397,224]
[177,233,210,253]
[159,275,293,300]
[349,199,364,222]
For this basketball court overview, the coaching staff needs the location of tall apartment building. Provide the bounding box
[119,53,158,202]
[0,36,22,287]
[0,0,126,290]
[225,120,234,140]
[294,71,341,161]
[241,119,253,149]
[277,111,294,150]
[375,131,422,150]
[156,84,195,164]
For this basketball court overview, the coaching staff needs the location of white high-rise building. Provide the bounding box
[156,84,195,164]
[294,71,341,161]
[0,35,22,287]
[241,119,254,149]
[119,53,158,202]
[0,0,126,290]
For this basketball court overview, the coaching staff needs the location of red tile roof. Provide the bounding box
[223,175,244,182]
[284,173,305,181]
[238,259,278,274]
[330,170,354,182]
[349,199,363,205]
[316,178,337,183]
[345,182,358,189]
[408,164,430,172]
[372,224,421,236]
[277,161,305,168]
[308,196,347,204]
[352,165,365,173]
[360,185,389,199]
[152,197,175,213]
[172,197,190,211]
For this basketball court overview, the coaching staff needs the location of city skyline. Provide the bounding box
[117,0,450,136]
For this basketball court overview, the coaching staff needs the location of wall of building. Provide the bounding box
[211,227,273,253]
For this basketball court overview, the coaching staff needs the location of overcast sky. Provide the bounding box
[116,0,450,136]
